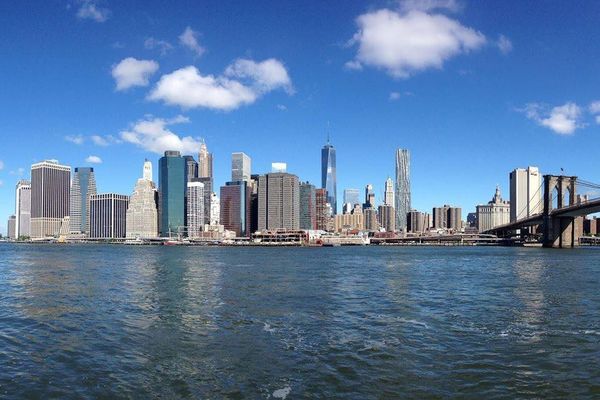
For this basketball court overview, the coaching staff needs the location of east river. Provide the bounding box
[0,244,599,399]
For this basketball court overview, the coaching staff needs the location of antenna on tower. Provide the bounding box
[326,121,331,144]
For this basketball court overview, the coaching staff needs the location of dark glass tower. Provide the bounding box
[158,151,187,237]
[321,139,337,215]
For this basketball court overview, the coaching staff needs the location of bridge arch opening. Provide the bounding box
[551,186,559,211]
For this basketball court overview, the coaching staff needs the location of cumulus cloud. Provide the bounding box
[497,34,513,55]
[65,134,85,145]
[144,37,174,56]
[389,92,401,100]
[149,58,292,111]
[76,0,110,22]
[112,57,159,91]
[85,155,103,164]
[120,115,203,154]
[179,27,205,57]
[523,102,583,135]
[589,101,600,124]
[347,8,486,78]
[91,134,120,146]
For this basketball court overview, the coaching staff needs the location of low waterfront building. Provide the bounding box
[90,194,129,239]
[476,186,510,233]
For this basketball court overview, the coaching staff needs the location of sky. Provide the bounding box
[1,0,600,234]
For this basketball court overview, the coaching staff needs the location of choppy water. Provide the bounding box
[0,244,599,399]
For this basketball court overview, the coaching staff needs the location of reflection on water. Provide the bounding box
[1,244,599,398]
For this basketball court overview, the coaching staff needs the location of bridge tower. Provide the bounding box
[542,175,581,248]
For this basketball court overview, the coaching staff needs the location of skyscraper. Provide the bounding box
[186,180,204,238]
[299,182,316,230]
[384,177,394,207]
[364,184,375,209]
[378,204,395,232]
[210,192,220,225]
[198,140,213,181]
[7,215,16,240]
[15,180,31,238]
[126,160,159,239]
[258,172,300,231]
[476,186,510,232]
[315,188,329,231]
[30,160,71,239]
[433,205,462,231]
[89,193,129,239]
[321,139,337,215]
[510,166,542,222]
[69,167,97,236]
[220,181,250,237]
[395,149,411,232]
[184,155,198,182]
[343,188,360,206]
[232,152,251,182]
[158,151,187,237]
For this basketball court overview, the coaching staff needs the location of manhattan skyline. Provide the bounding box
[2,1,600,235]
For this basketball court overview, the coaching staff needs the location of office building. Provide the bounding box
[69,167,97,236]
[210,192,220,225]
[198,140,213,181]
[187,180,204,238]
[378,204,396,232]
[232,152,251,182]
[220,181,250,237]
[126,160,159,239]
[433,205,462,231]
[184,155,198,182]
[158,151,187,237]
[15,180,31,238]
[315,188,329,231]
[7,215,16,240]
[299,182,316,230]
[476,186,510,232]
[364,208,379,231]
[364,184,375,209]
[408,210,429,233]
[384,177,394,206]
[343,189,360,207]
[333,210,363,232]
[89,193,129,239]
[510,166,542,221]
[258,172,300,231]
[30,160,71,239]
[395,149,411,232]
[321,139,337,214]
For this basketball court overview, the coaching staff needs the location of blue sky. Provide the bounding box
[1,0,600,234]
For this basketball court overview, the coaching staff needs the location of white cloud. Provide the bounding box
[347,8,486,78]
[120,115,203,154]
[589,101,600,114]
[144,37,174,56]
[85,155,103,164]
[91,134,120,146]
[389,92,401,100]
[179,27,205,57]
[399,0,462,13]
[497,34,513,55]
[149,59,292,111]
[65,134,85,145]
[76,0,110,22]
[523,102,582,135]
[112,57,159,91]
[276,104,287,111]
[344,60,363,71]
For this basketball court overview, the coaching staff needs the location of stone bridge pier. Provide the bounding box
[542,175,582,248]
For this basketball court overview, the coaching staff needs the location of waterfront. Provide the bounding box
[1,245,599,398]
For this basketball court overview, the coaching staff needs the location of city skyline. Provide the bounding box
[2,1,600,234]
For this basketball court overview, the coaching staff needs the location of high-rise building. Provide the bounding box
[126,160,159,239]
[184,155,198,182]
[89,193,129,239]
[7,215,16,240]
[15,180,31,238]
[209,192,220,225]
[158,151,187,237]
[258,172,300,231]
[510,166,542,222]
[378,204,396,232]
[364,184,375,209]
[364,208,379,231]
[232,152,251,182]
[333,211,363,232]
[220,181,250,237]
[30,160,71,239]
[198,140,213,181]
[69,167,97,236]
[186,180,204,238]
[299,182,316,230]
[407,210,430,233]
[433,205,462,231]
[343,188,360,213]
[384,177,394,207]
[321,139,337,214]
[395,149,411,232]
[476,186,510,232]
[315,188,329,231]
[197,177,213,226]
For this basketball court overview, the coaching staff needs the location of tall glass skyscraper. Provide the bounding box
[159,151,187,237]
[70,167,97,236]
[395,149,411,232]
[321,139,337,215]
